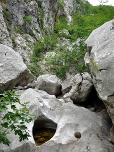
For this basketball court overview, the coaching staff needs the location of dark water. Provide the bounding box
[33,128,56,146]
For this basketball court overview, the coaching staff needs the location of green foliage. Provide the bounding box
[0,41,3,44]
[24,35,29,42]
[14,28,24,34]
[57,0,64,10]
[23,46,27,50]
[3,6,9,19]
[74,0,91,14]
[34,32,58,56]
[28,29,58,76]
[69,5,114,42]
[48,40,88,79]
[12,38,17,48]
[23,15,33,24]
[54,16,69,36]
[39,8,44,28]
[0,90,37,146]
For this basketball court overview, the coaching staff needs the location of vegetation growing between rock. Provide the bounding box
[28,2,114,79]
[23,15,33,24]
[1,0,114,80]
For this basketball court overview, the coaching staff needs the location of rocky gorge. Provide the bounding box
[0,0,114,152]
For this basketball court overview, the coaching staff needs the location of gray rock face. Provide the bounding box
[0,44,34,92]
[62,0,75,22]
[41,0,58,30]
[5,0,57,32]
[6,0,40,39]
[12,33,35,65]
[0,3,12,47]
[84,19,114,142]
[0,88,114,152]
[6,0,25,27]
[24,1,41,39]
[64,72,93,103]
[36,74,62,96]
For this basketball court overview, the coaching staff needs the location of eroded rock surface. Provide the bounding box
[84,19,114,143]
[0,88,113,152]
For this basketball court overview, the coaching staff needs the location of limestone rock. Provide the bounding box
[36,74,62,96]
[0,88,114,152]
[84,19,114,143]
[61,75,74,95]
[64,72,93,103]
[25,1,41,39]
[11,33,35,65]
[41,0,58,30]
[62,0,75,22]
[35,95,114,152]
[6,0,40,39]
[6,0,25,27]
[0,3,12,47]
[0,44,34,93]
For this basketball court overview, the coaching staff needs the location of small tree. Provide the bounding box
[0,90,37,146]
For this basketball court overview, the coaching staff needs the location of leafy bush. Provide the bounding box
[28,29,58,76]
[34,32,58,56]
[54,16,69,35]
[0,90,37,146]
[48,40,88,79]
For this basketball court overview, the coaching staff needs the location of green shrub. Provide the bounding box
[54,16,69,35]
[29,29,58,77]
[47,40,88,79]
[0,90,37,146]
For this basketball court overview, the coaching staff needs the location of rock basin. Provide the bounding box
[33,116,57,146]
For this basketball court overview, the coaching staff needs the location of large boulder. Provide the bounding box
[63,72,93,103]
[36,74,62,96]
[0,44,34,93]
[0,88,114,152]
[84,19,114,142]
